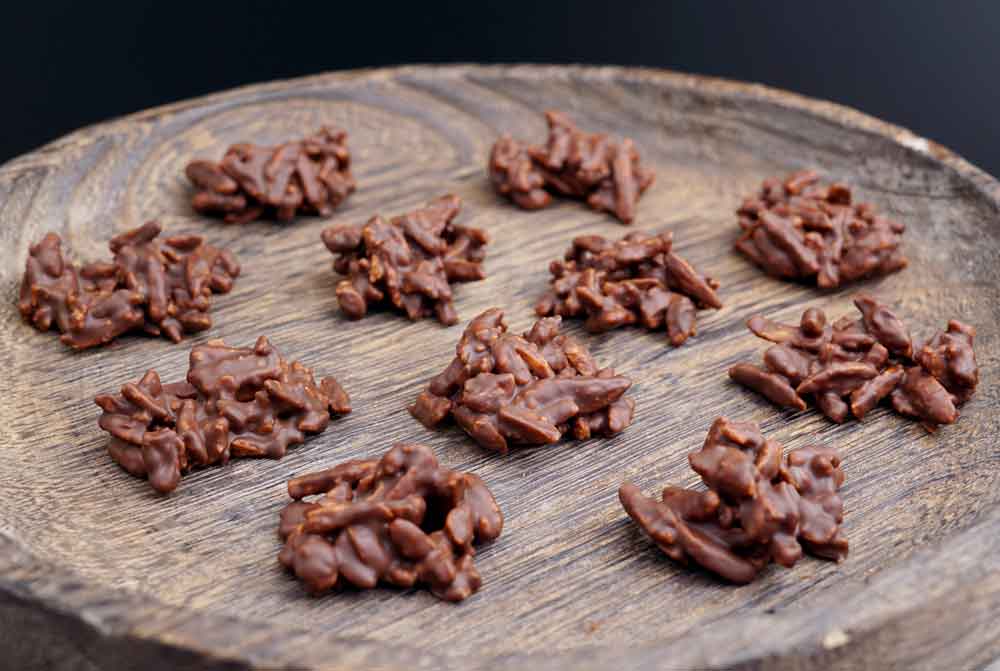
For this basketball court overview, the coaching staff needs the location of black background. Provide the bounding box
[3,1,998,175]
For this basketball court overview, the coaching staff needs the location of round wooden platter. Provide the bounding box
[1,65,999,671]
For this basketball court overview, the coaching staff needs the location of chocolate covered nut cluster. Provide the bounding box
[186,126,355,224]
[620,417,847,583]
[730,294,978,430]
[278,443,503,602]
[735,170,907,287]
[322,195,489,325]
[19,221,240,349]
[95,336,351,493]
[536,231,722,346]
[489,111,655,223]
[411,308,634,453]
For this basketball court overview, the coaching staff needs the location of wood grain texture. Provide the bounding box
[1,64,999,671]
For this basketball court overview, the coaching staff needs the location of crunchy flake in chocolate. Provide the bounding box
[730,294,978,431]
[322,195,489,325]
[619,417,847,583]
[18,222,239,349]
[536,231,721,346]
[489,111,655,224]
[735,170,907,287]
[95,336,351,493]
[278,443,503,602]
[410,308,634,453]
[186,127,355,224]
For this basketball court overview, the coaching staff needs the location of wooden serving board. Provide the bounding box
[2,65,999,671]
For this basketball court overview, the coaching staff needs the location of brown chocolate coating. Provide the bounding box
[18,222,240,349]
[855,293,913,358]
[95,336,351,494]
[488,136,551,210]
[322,195,489,325]
[488,111,654,224]
[620,417,847,584]
[278,443,503,602]
[735,170,907,287]
[186,127,355,224]
[535,231,721,347]
[915,320,978,404]
[688,417,782,501]
[410,308,634,454]
[890,366,958,429]
[731,294,978,430]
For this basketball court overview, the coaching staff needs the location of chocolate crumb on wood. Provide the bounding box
[410,308,634,453]
[620,416,848,584]
[278,443,503,602]
[489,110,655,224]
[535,230,721,346]
[735,170,907,287]
[322,195,489,325]
[730,294,978,431]
[18,221,240,349]
[186,127,355,224]
[95,336,351,494]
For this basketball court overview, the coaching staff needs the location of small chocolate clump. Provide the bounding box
[536,230,722,346]
[730,294,978,431]
[19,222,240,349]
[322,195,489,325]
[95,336,351,494]
[278,443,503,602]
[620,416,848,584]
[186,127,355,224]
[489,110,655,224]
[735,170,907,287]
[410,308,634,454]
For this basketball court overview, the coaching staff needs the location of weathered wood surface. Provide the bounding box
[1,65,999,671]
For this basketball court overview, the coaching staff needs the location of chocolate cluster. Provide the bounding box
[735,170,907,287]
[489,111,655,224]
[186,127,355,224]
[322,195,489,325]
[95,336,351,493]
[278,443,503,602]
[19,222,240,349]
[536,231,722,346]
[730,294,978,431]
[410,308,634,453]
[620,417,847,583]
